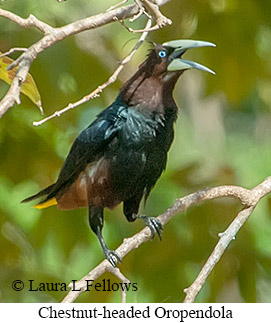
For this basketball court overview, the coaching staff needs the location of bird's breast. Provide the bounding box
[116,107,161,145]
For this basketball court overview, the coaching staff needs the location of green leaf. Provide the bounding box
[0,53,43,112]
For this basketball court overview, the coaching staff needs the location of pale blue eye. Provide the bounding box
[158,50,167,58]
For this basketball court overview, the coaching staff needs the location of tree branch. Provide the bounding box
[183,177,271,302]
[0,0,172,119]
[61,176,271,303]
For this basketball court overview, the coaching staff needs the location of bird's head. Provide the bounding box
[145,39,216,80]
[120,39,215,106]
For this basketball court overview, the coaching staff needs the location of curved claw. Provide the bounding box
[104,249,122,267]
[139,215,163,240]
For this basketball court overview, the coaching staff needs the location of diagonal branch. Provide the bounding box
[183,206,255,302]
[183,177,271,302]
[61,176,271,303]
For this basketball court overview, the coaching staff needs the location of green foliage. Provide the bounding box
[1,0,271,303]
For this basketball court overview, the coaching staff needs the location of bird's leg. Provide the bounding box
[88,206,121,267]
[123,195,163,240]
[96,227,122,267]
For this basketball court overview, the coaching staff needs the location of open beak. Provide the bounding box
[162,39,216,74]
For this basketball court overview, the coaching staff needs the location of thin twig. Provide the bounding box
[125,0,172,33]
[107,267,131,303]
[143,0,172,25]
[32,18,152,126]
[61,177,271,303]
[0,47,27,58]
[128,0,172,32]
[134,0,153,20]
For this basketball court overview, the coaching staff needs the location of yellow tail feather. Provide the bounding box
[33,198,57,209]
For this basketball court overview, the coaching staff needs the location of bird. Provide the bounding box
[22,39,215,267]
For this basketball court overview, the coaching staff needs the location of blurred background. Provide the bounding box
[1,0,271,303]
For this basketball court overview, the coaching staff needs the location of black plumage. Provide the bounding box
[22,39,215,266]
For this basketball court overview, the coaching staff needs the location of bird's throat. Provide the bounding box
[120,70,179,114]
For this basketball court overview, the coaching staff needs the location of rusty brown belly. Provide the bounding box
[56,157,120,210]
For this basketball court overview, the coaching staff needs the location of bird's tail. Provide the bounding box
[21,183,58,209]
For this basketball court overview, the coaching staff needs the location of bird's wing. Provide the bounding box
[50,104,125,197]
